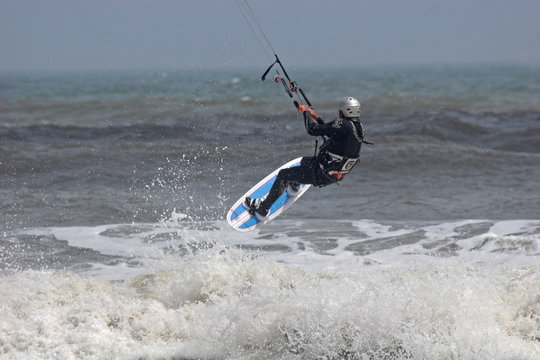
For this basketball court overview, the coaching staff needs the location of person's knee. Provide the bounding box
[276,168,291,181]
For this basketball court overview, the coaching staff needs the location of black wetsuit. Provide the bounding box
[258,111,365,213]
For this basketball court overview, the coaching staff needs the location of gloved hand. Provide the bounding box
[297,104,319,119]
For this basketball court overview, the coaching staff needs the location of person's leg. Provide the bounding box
[258,157,317,213]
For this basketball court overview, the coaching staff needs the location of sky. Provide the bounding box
[1,0,539,72]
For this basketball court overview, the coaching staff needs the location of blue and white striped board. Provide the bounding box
[227,157,311,232]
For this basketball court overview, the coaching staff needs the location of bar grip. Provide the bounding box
[261,61,276,81]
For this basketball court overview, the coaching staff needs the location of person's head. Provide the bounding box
[338,97,361,119]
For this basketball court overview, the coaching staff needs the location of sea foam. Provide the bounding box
[1,236,539,359]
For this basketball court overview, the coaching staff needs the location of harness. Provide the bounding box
[320,151,359,181]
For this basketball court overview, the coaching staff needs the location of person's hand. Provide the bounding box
[297,105,319,119]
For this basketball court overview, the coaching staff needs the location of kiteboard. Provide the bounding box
[227,157,311,232]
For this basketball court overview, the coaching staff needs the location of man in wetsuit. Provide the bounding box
[245,96,367,219]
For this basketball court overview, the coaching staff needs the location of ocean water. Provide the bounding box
[1,65,539,359]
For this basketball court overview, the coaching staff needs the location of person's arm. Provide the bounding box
[303,111,335,137]
[296,103,334,136]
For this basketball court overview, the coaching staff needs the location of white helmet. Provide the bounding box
[338,97,361,118]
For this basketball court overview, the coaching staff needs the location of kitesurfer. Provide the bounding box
[245,96,367,219]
